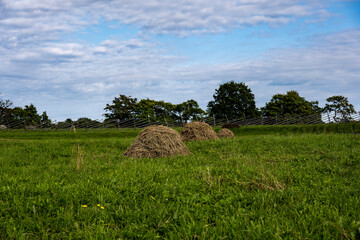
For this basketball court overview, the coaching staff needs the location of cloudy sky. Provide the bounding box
[1,0,359,120]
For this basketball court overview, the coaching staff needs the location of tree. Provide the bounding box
[8,104,42,127]
[40,111,52,127]
[175,99,205,122]
[74,117,101,129]
[135,99,159,122]
[22,104,41,125]
[207,81,258,119]
[324,95,356,122]
[0,93,13,124]
[262,91,321,117]
[104,95,138,121]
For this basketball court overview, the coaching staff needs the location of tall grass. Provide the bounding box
[0,128,359,239]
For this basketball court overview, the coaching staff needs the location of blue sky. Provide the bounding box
[0,0,359,120]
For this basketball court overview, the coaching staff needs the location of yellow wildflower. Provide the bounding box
[97,204,101,207]
[100,206,104,209]
[81,205,87,208]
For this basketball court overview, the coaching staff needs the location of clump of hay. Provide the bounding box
[181,121,218,141]
[0,125,7,130]
[217,128,235,138]
[222,122,240,129]
[70,124,76,132]
[123,125,191,158]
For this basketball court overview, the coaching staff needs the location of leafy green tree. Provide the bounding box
[22,104,41,125]
[104,95,138,121]
[324,95,356,122]
[207,81,258,119]
[175,99,205,122]
[74,117,101,129]
[135,99,180,123]
[135,99,157,122]
[40,111,52,127]
[262,91,321,117]
[9,104,42,127]
[0,93,13,124]
[152,100,176,123]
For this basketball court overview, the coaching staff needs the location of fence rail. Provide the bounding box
[0,112,359,132]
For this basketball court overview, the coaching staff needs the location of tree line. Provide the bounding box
[104,81,357,124]
[0,82,357,128]
[0,96,51,128]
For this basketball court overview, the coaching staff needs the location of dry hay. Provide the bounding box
[0,125,7,130]
[181,121,219,141]
[123,125,191,158]
[70,125,76,132]
[217,128,235,138]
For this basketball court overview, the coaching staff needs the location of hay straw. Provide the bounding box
[217,128,235,138]
[123,125,191,158]
[181,121,218,141]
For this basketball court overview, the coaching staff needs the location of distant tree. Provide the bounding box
[104,95,138,121]
[135,99,158,122]
[262,91,321,117]
[207,81,258,119]
[22,104,41,125]
[8,104,42,127]
[324,95,356,122]
[74,117,101,129]
[0,93,13,124]
[175,99,205,122]
[152,100,176,123]
[40,111,52,127]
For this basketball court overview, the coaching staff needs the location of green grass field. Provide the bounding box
[1,126,360,239]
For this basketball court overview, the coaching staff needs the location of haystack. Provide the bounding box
[0,125,7,130]
[123,125,191,158]
[217,128,235,138]
[181,121,218,141]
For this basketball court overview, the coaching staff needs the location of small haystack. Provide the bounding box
[217,128,235,138]
[70,124,76,132]
[181,121,218,141]
[0,125,7,130]
[123,125,191,158]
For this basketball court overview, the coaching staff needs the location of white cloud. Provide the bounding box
[0,0,359,120]
[0,0,338,40]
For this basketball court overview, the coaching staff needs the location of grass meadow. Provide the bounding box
[0,126,360,239]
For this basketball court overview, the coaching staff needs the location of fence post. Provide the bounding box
[163,116,168,127]
[225,114,229,123]
[213,114,216,126]
[243,113,247,125]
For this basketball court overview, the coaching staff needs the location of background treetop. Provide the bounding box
[261,90,321,117]
[207,81,258,119]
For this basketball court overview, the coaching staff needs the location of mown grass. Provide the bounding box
[0,127,359,239]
